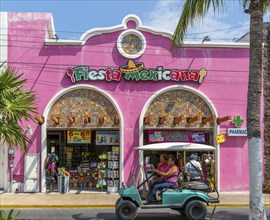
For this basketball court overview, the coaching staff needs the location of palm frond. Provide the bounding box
[0,119,29,153]
[0,64,37,153]
[172,0,226,48]
[263,0,270,12]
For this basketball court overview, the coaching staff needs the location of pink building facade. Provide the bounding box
[0,12,254,193]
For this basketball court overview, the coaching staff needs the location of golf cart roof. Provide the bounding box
[134,142,215,151]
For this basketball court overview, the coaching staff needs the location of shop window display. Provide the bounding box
[47,130,120,192]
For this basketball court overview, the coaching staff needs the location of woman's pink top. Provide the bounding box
[165,166,179,185]
[158,162,170,172]
[158,163,170,179]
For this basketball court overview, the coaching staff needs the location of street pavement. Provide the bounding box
[1,207,270,220]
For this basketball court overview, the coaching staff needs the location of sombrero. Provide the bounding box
[120,60,144,73]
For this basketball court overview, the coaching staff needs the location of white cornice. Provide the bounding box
[45,39,83,46]
[45,14,250,48]
[182,41,249,48]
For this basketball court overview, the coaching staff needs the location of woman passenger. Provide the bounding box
[144,154,179,204]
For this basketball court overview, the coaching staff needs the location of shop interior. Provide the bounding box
[46,130,120,193]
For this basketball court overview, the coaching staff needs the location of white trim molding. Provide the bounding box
[41,84,124,193]
[139,85,221,190]
[0,12,8,70]
[45,14,249,48]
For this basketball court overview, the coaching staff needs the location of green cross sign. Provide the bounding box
[232,116,244,127]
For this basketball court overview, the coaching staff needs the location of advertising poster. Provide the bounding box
[96,131,119,145]
[216,134,226,144]
[67,130,91,144]
[148,130,205,144]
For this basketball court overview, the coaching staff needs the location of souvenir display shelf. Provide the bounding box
[107,147,120,193]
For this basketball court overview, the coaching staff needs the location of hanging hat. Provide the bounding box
[120,60,144,73]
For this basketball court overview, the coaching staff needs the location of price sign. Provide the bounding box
[67,130,91,144]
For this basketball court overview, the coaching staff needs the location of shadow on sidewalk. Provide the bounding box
[72,212,183,220]
[213,210,249,220]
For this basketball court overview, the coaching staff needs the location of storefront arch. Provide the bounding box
[139,85,220,189]
[41,84,124,193]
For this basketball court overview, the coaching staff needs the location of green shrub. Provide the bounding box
[0,209,20,220]
[210,205,216,220]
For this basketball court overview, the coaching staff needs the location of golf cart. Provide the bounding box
[115,142,220,220]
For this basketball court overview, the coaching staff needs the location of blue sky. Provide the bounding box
[1,0,268,42]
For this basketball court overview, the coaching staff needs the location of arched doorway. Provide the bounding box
[41,85,123,193]
[139,85,220,189]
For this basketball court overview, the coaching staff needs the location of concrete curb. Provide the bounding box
[1,204,269,209]
[209,203,270,207]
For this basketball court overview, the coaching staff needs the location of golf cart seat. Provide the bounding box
[177,171,209,192]
[186,181,209,192]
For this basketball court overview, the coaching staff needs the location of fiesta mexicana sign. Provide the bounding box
[66,60,207,83]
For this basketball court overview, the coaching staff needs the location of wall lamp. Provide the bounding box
[34,114,44,125]
[159,115,168,124]
[67,115,75,123]
[83,116,91,124]
[114,115,119,125]
[202,36,211,44]
[243,0,250,14]
[99,114,105,124]
[26,125,33,135]
[217,116,232,125]
[50,115,59,124]
[202,115,216,124]
[173,115,185,124]
[187,115,201,124]
[144,115,152,124]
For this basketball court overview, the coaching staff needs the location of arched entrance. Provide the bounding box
[41,85,124,193]
[139,85,220,189]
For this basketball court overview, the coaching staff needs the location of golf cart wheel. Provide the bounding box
[116,200,138,220]
[185,200,207,220]
[115,198,122,209]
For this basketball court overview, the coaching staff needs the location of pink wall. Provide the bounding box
[7,12,251,191]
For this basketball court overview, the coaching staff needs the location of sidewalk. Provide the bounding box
[0,191,269,208]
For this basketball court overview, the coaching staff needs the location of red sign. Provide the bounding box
[148,130,205,144]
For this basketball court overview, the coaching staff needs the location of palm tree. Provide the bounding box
[0,64,37,153]
[172,1,267,219]
[262,23,270,191]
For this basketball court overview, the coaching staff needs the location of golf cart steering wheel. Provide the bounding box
[136,165,155,189]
